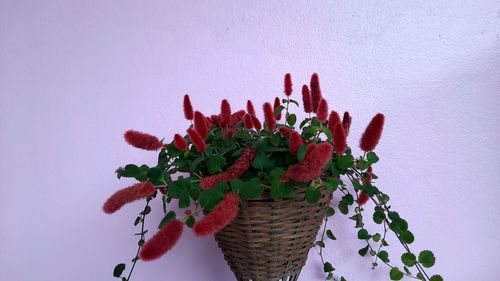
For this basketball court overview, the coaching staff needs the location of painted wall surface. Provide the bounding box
[1,1,499,280]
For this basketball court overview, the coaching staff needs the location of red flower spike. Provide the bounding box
[187,128,206,153]
[139,220,183,261]
[200,147,256,190]
[263,102,276,132]
[284,73,293,96]
[251,116,262,131]
[103,182,155,214]
[183,95,194,120]
[246,100,256,116]
[230,110,246,127]
[193,192,239,236]
[205,117,212,129]
[282,143,333,182]
[274,97,282,120]
[333,123,347,155]
[210,115,221,128]
[302,85,312,113]
[220,99,232,128]
[194,111,209,140]
[124,130,163,151]
[359,113,385,152]
[316,98,328,122]
[358,191,370,206]
[173,134,188,151]
[243,114,254,129]
[310,73,323,113]
[342,111,352,136]
[279,127,293,138]
[328,111,341,134]
[289,131,303,155]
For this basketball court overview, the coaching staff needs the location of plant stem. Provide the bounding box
[125,198,151,281]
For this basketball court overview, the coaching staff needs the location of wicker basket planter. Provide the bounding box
[213,185,333,281]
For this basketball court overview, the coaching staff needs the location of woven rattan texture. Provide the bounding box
[214,186,332,281]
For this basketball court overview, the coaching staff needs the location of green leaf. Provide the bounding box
[168,178,191,208]
[372,233,381,242]
[430,275,444,281]
[338,201,349,214]
[238,178,264,200]
[357,229,371,240]
[140,206,151,215]
[113,263,126,277]
[357,160,370,170]
[389,267,404,280]
[119,164,141,177]
[326,207,335,217]
[138,239,145,246]
[418,250,436,268]
[186,216,196,228]
[158,211,176,229]
[336,155,355,169]
[207,155,226,174]
[378,250,390,262]
[305,187,321,204]
[315,240,325,248]
[271,180,284,199]
[367,151,379,164]
[325,177,340,192]
[270,133,281,147]
[340,277,347,281]
[358,245,369,256]
[199,188,223,211]
[400,230,415,244]
[296,144,307,162]
[147,167,163,182]
[326,230,336,240]
[323,262,334,273]
[252,152,274,170]
[373,210,385,224]
[282,183,296,198]
[287,114,297,126]
[274,105,285,118]
[388,211,400,220]
[401,253,417,267]
[341,194,354,205]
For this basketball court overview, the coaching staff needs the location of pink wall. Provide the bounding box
[1,1,499,280]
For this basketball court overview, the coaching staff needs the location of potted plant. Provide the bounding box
[103,73,442,281]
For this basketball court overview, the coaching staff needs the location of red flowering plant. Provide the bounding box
[104,74,442,281]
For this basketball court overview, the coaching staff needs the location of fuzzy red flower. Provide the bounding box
[187,128,206,153]
[210,115,221,127]
[220,99,232,128]
[342,111,352,137]
[263,102,276,132]
[173,134,188,151]
[246,100,256,116]
[139,219,184,261]
[358,191,370,206]
[333,123,347,155]
[359,113,385,152]
[200,147,256,190]
[316,98,328,122]
[289,131,303,155]
[328,111,341,134]
[183,94,194,120]
[282,143,333,182]
[310,73,323,113]
[124,130,163,151]
[284,73,293,96]
[279,127,293,138]
[367,166,373,173]
[274,97,282,120]
[302,85,312,113]
[205,117,212,129]
[103,182,155,214]
[243,114,254,129]
[193,192,239,236]
[194,111,209,139]
[251,115,262,131]
[230,110,246,127]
